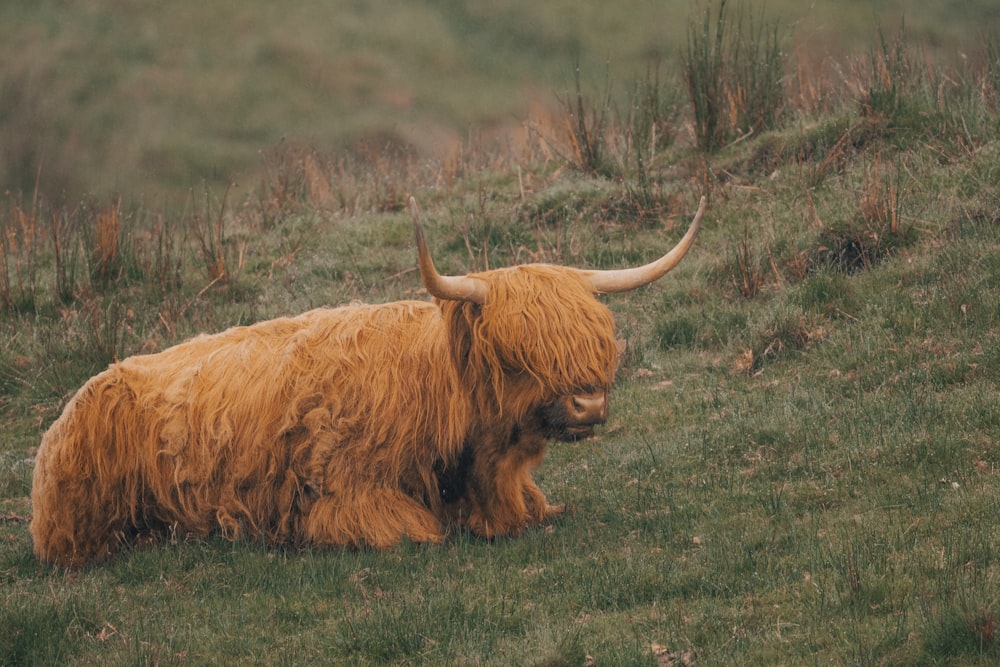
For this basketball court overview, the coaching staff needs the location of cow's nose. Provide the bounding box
[569,391,608,425]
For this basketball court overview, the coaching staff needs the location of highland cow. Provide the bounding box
[30,196,705,567]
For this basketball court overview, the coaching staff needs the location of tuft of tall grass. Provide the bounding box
[683,0,728,153]
[811,147,917,275]
[727,2,785,138]
[1,194,43,314]
[987,33,1000,111]
[91,197,122,285]
[861,23,915,121]
[50,205,81,304]
[683,0,786,153]
[189,184,244,284]
[0,204,14,313]
[857,147,903,234]
[621,62,682,213]
[728,222,773,300]
[628,61,678,163]
[560,56,615,176]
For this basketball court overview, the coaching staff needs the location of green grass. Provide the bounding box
[3,4,1000,665]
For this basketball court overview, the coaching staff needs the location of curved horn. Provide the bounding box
[584,196,706,294]
[410,197,488,304]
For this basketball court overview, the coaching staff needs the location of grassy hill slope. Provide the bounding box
[2,0,997,200]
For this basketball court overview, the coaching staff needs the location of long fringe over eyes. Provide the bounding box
[441,265,620,418]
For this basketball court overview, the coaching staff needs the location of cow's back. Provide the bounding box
[30,301,470,566]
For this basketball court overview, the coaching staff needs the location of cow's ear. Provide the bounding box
[442,300,476,372]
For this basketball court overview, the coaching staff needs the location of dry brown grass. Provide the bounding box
[92,198,121,283]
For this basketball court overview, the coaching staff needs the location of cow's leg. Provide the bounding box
[302,487,444,549]
[462,430,557,538]
[522,477,565,525]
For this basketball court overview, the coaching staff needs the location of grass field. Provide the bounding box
[3,2,1000,665]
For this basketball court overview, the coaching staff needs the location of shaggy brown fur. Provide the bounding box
[30,265,621,567]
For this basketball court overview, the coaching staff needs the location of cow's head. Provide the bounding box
[410,196,705,439]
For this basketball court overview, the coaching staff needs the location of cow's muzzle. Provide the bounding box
[541,391,609,441]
